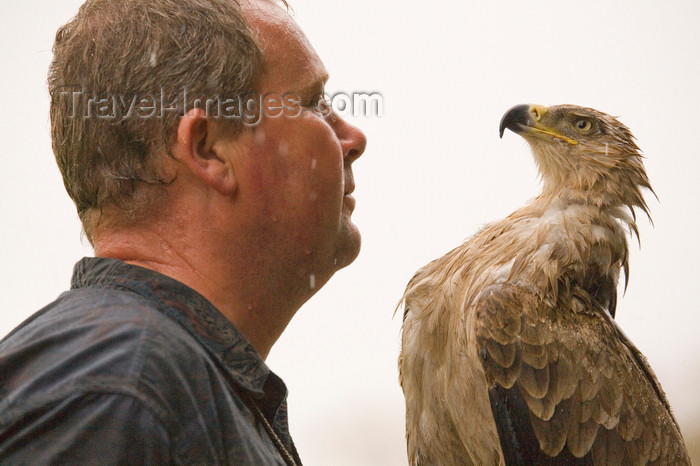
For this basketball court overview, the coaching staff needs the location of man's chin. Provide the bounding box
[333,223,361,270]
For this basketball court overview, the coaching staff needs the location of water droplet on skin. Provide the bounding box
[271,214,278,223]
[254,127,266,145]
[309,274,315,290]
[333,257,338,265]
[311,159,317,170]
[278,140,289,156]
[304,248,312,255]
[308,191,318,201]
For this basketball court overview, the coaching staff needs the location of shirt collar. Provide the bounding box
[71,256,273,397]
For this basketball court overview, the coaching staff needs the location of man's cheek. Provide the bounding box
[282,94,302,118]
[241,93,263,126]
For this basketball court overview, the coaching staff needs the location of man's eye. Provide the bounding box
[309,93,331,115]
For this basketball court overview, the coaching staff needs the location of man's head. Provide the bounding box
[50,0,366,286]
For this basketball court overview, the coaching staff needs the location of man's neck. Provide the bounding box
[93,227,304,360]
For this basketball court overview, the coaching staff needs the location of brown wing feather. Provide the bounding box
[475,282,690,465]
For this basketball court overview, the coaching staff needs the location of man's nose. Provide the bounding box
[336,116,367,163]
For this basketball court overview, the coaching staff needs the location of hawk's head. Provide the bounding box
[499,104,653,216]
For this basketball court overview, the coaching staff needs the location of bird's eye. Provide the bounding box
[573,119,592,132]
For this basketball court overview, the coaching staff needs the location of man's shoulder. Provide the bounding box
[0,285,224,426]
[1,283,207,367]
[0,279,289,464]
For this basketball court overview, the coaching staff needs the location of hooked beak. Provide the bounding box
[499,104,578,145]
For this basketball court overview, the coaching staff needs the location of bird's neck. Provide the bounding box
[541,181,605,208]
[534,186,640,244]
[503,192,635,305]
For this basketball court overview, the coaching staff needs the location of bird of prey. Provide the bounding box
[399,104,690,465]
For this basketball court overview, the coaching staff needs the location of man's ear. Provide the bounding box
[172,108,237,196]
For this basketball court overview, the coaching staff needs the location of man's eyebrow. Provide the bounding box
[320,71,330,84]
[300,71,329,96]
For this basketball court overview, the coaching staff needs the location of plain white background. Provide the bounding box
[2,1,699,464]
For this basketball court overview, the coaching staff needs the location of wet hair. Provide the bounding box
[48,0,268,242]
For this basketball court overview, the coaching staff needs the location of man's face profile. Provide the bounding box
[229,0,367,288]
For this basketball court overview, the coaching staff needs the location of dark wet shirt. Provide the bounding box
[0,257,301,465]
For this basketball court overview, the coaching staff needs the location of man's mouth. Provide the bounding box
[343,193,356,212]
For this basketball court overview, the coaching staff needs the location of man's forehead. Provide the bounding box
[241,0,305,50]
[242,0,327,91]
